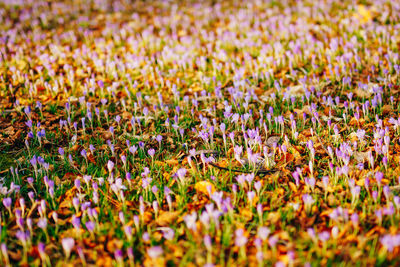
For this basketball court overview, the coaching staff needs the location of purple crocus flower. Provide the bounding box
[148,148,156,157]
[74,179,81,190]
[162,228,175,241]
[38,242,46,259]
[62,237,75,259]
[258,226,270,241]
[107,160,114,173]
[3,198,11,212]
[235,228,248,247]
[71,215,80,230]
[375,172,383,187]
[86,221,95,233]
[147,246,163,259]
[114,249,123,262]
[80,149,87,159]
[204,235,212,250]
[184,212,197,231]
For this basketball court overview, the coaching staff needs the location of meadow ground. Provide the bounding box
[1,0,400,266]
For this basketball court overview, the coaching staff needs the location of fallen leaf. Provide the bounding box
[194,181,215,196]
[156,211,180,226]
[266,136,280,148]
[353,151,369,163]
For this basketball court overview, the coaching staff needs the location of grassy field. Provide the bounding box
[1,0,400,266]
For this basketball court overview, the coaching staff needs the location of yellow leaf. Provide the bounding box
[163,172,170,181]
[194,181,215,196]
[240,208,253,221]
[165,159,179,166]
[288,182,297,193]
[320,209,333,217]
[356,5,374,24]
[155,160,165,166]
[326,186,335,193]
[267,212,280,224]
[356,178,365,187]
[156,211,180,226]
[277,188,285,195]
[278,254,289,265]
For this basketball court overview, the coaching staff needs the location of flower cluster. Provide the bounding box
[0,0,400,266]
